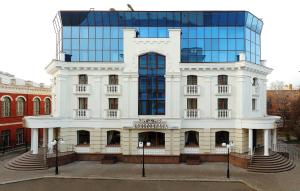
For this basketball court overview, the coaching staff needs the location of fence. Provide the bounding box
[273,141,300,162]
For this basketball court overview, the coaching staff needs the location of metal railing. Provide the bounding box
[273,141,300,162]
[106,109,120,119]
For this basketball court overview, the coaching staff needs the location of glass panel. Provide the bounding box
[72,27,79,38]
[63,27,71,38]
[63,39,71,50]
[80,39,88,50]
[72,39,79,49]
[80,27,88,38]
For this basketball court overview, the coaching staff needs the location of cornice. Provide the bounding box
[0,84,51,95]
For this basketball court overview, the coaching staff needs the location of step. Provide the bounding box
[248,161,295,172]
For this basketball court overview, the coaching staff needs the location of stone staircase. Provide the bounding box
[248,151,295,173]
[5,151,47,171]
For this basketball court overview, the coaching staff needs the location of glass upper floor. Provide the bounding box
[53,11,263,64]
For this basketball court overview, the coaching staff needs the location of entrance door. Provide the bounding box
[253,129,257,149]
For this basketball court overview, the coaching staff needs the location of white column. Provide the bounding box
[248,129,253,155]
[31,128,39,154]
[48,128,54,153]
[273,128,277,151]
[42,128,47,147]
[264,129,269,156]
[269,130,272,149]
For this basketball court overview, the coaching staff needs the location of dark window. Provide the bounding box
[109,75,119,85]
[185,131,199,146]
[252,77,258,86]
[138,132,165,147]
[109,98,118,109]
[44,98,51,115]
[107,130,120,145]
[218,98,228,110]
[2,97,11,117]
[79,74,88,84]
[187,75,197,85]
[16,97,25,116]
[218,75,228,85]
[16,128,24,145]
[1,130,10,147]
[138,53,165,115]
[215,131,229,147]
[77,130,90,145]
[252,98,256,110]
[187,98,197,109]
[33,98,40,115]
[79,98,88,109]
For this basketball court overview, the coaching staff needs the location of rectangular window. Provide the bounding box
[218,98,228,110]
[252,98,257,111]
[1,130,10,147]
[79,98,88,109]
[78,74,88,84]
[16,128,24,145]
[109,98,118,109]
[109,75,118,85]
[218,75,228,85]
[187,98,197,109]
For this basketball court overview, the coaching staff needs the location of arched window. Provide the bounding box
[44,98,51,115]
[77,130,90,145]
[109,75,119,85]
[138,53,165,115]
[33,97,40,115]
[187,75,197,85]
[138,132,165,147]
[107,130,120,146]
[215,131,229,147]
[218,75,228,85]
[185,131,199,146]
[2,97,11,117]
[16,97,25,116]
[252,77,258,86]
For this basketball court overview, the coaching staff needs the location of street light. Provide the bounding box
[222,141,234,178]
[137,141,151,177]
[51,138,64,175]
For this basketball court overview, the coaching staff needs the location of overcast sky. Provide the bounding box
[0,0,299,88]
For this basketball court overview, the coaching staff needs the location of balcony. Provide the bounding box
[73,84,90,94]
[105,84,121,95]
[184,85,200,95]
[216,109,231,119]
[106,109,120,119]
[73,109,90,119]
[252,86,260,96]
[215,85,231,95]
[184,109,200,119]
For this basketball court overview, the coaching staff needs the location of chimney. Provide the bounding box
[40,83,45,88]
[289,84,293,90]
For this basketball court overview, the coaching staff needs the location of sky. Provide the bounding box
[0,0,299,88]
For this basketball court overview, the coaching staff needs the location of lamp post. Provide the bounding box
[222,141,234,179]
[138,141,151,177]
[51,138,64,175]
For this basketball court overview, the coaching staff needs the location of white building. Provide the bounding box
[25,10,279,163]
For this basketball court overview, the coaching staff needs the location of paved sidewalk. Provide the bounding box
[1,154,300,191]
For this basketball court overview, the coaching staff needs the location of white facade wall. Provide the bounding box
[25,29,280,156]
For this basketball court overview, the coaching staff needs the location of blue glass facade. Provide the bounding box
[138,53,165,115]
[56,11,262,64]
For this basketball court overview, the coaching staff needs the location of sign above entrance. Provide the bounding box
[134,119,168,129]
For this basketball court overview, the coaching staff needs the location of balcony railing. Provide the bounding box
[73,84,90,94]
[105,84,121,95]
[215,85,231,95]
[252,86,260,96]
[216,109,231,119]
[106,109,120,119]
[184,109,200,119]
[73,109,90,119]
[184,85,200,95]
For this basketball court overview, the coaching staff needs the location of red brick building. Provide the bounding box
[0,71,51,151]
